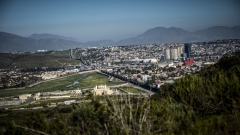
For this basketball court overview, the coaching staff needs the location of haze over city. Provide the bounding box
[0,0,240,42]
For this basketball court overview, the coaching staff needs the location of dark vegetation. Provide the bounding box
[0,51,240,134]
[0,51,78,69]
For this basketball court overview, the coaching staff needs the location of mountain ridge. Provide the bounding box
[28,33,79,42]
[1,26,240,52]
[117,26,240,45]
[84,40,115,47]
[0,32,84,52]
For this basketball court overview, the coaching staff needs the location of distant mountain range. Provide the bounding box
[28,33,79,42]
[117,26,240,45]
[84,40,116,47]
[117,27,191,45]
[0,32,84,52]
[0,26,240,52]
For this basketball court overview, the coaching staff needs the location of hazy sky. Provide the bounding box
[0,0,240,42]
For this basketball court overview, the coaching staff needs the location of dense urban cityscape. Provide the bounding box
[1,42,240,134]
[1,0,240,134]
[1,39,240,107]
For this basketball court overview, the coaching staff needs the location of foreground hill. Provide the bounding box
[0,51,239,134]
[0,32,84,52]
[152,51,240,134]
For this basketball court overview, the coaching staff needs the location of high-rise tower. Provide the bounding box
[69,49,73,59]
[184,43,191,58]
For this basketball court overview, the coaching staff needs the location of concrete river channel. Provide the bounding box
[66,74,87,88]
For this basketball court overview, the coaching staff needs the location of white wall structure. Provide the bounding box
[125,58,157,64]
[142,58,158,63]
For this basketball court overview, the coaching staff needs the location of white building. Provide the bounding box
[71,90,82,94]
[92,85,118,95]
[19,94,32,100]
[63,100,76,105]
[0,100,26,106]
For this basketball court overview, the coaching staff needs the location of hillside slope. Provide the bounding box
[152,51,240,134]
[117,26,240,45]
[0,32,84,52]
[0,51,79,69]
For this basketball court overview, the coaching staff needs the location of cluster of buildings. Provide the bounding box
[0,70,42,89]
[1,39,240,108]
[164,45,184,60]
[76,39,240,89]
[1,39,240,91]
[0,89,83,107]
[0,67,85,89]
[162,43,194,65]
[0,84,123,108]
[0,93,37,106]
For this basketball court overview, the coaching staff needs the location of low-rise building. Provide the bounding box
[63,100,76,105]
[92,85,118,95]
[19,94,32,100]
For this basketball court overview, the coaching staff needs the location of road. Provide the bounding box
[130,85,155,95]
[96,70,155,94]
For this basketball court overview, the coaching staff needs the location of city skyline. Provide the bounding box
[0,0,240,42]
